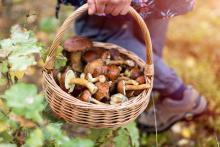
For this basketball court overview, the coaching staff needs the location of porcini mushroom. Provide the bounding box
[109,49,122,60]
[136,76,146,84]
[94,82,110,101]
[106,59,135,67]
[82,50,98,63]
[64,36,93,72]
[80,90,106,105]
[132,76,147,96]
[84,59,104,74]
[64,70,76,93]
[64,70,98,94]
[93,65,121,81]
[110,94,128,105]
[106,65,121,81]
[117,80,150,95]
[69,78,98,94]
[86,73,106,83]
[124,67,142,79]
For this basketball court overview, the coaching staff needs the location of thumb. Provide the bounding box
[88,0,96,15]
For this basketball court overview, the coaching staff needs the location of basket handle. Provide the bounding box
[44,3,153,75]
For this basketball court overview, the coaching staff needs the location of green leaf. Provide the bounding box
[8,55,36,71]
[89,129,113,146]
[0,61,8,73]
[0,25,42,72]
[0,144,16,147]
[65,138,94,147]
[123,122,140,147]
[0,39,14,57]
[39,17,59,33]
[114,128,130,147]
[0,131,14,143]
[4,83,45,123]
[24,128,44,147]
[0,77,7,86]
[43,123,68,146]
[54,55,67,70]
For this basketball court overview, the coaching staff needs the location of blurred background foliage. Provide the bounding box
[0,0,220,146]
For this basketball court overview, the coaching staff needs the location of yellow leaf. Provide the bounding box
[37,59,45,67]
[181,128,192,138]
[9,70,25,80]
[25,67,36,76]
[0,122,9,132]
[0,99,9,114]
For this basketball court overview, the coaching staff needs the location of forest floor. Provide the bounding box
[1,0,220,146]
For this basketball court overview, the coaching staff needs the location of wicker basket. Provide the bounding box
[42,4,154,128]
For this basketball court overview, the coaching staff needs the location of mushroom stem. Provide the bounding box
[70,52,82,72]
[125,84,150,91]
[70,78,98,94]
[86,73,106,83]
[124,80,139,85]
[80,90,106,105]
[106,59,135,67]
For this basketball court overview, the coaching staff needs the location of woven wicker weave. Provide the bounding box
[42,4,154,128]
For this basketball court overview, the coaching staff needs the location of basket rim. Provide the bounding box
[43,41,153,110]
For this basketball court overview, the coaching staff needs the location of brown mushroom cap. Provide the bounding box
[106,65,121,81]
[136,76,145,84]
[130,67,142,79]
[64,36,93,52]
[84,59,104,74]
[83,50,99,63]
[93,66,108,77]
[94,82,110,101]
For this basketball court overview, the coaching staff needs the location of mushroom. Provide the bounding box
[84,59,104,74]
[117,80,126,95]
[109,49,122,60]
[64,36,92,52]
[94,82,110,101]
[64,70,76,93]
[132,76,147,96]
[80,90,106,105]
[106,59,135,67]
[106,65,121,81]
[110,94,128,105]
[86,73,106,83]
[82,50,98,63]
[64,36,93,72]
[63,70,98,94]
[82,47,107,63]
[92,66,108,77]
[93,65,121,81]
[70,53,82,72]
[80,73,86,79]
[124,67,142,79]
[101,51,111,60]
[69,78,98,94]
[117,80,150,95]
[136,76,146,84]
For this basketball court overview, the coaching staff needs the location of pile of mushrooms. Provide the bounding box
[56,36,150,105]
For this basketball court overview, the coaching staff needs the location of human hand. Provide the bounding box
[87,0,132,16]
